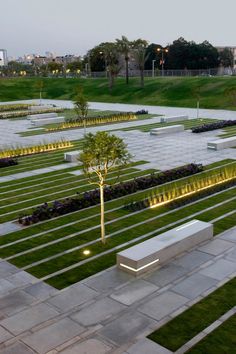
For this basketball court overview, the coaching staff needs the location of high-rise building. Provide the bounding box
[0,49,8,66]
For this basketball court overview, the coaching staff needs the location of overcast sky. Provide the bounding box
[2,0,236,58]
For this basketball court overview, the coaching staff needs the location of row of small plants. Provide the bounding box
[18,163,203,226]
[135,109,148,115]
[191,120,236,133]
[0,157,18,168]
[124,167,236,211]
[0,140,73,159]
[0,104,33,112]
[0,107,63,119]
[46,113,137,131]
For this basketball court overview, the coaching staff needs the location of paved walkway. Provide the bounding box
[0,227,235,353]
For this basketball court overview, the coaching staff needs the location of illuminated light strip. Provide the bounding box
[150,175,236,209]
[176,220,199,231]
[119,258,160,272]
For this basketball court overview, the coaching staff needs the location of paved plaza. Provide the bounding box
[0,101,235,353]
[0,227,235,353]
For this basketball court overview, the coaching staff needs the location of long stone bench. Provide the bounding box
[117,220,213,276]
[161,115,188,123]
[31,117,65,126]
[27,113,58,120]
[150,125,184,135]
[207,137,236,150]
[64,150,82,163]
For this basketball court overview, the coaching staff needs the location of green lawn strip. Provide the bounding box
[45,212,236,289]
[0,169,156,222]
[117,119,218,132]
[0,167,140,204]
[0,164,234,245]
[203,159,235,170]
[10,191,236,272]
[213,212,236,236]
[186,314,236,354]
[0,160,147,191]
[147,278,236,352]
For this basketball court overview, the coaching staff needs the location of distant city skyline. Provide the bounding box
[2,0,236,57]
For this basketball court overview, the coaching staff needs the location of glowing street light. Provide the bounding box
[157,47,169,76]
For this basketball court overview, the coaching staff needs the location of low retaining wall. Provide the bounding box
[208,137,236,150]
[150,125,184,135]
[161,115,188,123]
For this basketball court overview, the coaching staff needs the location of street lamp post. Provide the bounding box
[157,47,169,77]
[152,60,156,78]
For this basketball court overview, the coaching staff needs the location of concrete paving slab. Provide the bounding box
[110,280,158,305]
[0,302,59,335]
[47,284,98,312]
[198,239,234,256]
[225,248,236,263]
[0,342,36,354]
[71,297,125,326]
[172,250,213,271]
[59,338,112,354]
[219,227,236,243]
[98,312,155,345]
[0,290,36,316]
[144,264,188,287]
[126,338,172,354]
[7,271,36,287]
[171,273,217,299]
[200,259,236,280]
[25,281,57,300]
[0,261,20,278]
[22,318,85,354]
[0,279,15,296]
[0,325,13,344]
[139,291,189,321]
[84,268,133,293]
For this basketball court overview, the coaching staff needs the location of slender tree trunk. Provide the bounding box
[140,69,144,88]
[109,72,113,93]
[100,183,105,244]
[125,57,129,85]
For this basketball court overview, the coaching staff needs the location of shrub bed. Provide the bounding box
[0,157,18,168]
[46,112,137,132]
[18,163,203,225]
[0,140,73,159]
[0,107,63,119]
[191,120,236,133]
[124,178,236,212]
[0,104,33,112]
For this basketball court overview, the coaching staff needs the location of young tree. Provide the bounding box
[79,132,131,244]
[74,89,89,135]
[35,80,44,105]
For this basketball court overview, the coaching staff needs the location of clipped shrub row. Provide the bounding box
[124,178,236,212]
[191,120,236,133]
[0,140,73,159]
[0,157,18,168]
[18,163,203,226]
[46,112,137,132]
[135,109,148,115]
[0,104,33,112]
[0,107,63,119]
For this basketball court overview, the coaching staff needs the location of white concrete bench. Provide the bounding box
[27,113,58,120]
[64,150,82,163]
[207,137,236,150]
[117,220,213,276]
[150,125,184,135]
[161,115,189,123]
[31,117,65,126]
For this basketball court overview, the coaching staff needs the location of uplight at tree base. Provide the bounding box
[150,175,236,209]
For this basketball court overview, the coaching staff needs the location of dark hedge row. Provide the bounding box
[18,163,203,226]
[0,157,18,168]
[191,120,236,133]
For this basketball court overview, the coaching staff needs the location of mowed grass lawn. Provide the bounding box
[0,158,235,289]
[0,77,236,109]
